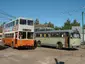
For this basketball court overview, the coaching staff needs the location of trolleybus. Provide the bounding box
[35,30,81,49]
[2,17,36,48]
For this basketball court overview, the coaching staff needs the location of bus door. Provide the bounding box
[15,32,18,44]
[65,32,69,48]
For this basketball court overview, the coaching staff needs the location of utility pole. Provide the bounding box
[82,12,84,44]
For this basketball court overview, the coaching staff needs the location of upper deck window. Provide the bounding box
[20,19,26,25]
[5,21,15,28]
[27,20,33,25]
[16,20,18,25]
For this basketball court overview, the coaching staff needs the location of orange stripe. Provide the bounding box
[16,39,34,47]
[3,38,34,47]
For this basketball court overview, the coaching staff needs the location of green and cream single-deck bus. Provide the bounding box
[35,30,81,48]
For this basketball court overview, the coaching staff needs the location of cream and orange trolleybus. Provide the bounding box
[2,17,36,48]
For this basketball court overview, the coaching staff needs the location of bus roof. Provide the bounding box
[35,30,73,33]
[4,17,33,25]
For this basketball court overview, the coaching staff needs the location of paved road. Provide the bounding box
[0,41,85,64]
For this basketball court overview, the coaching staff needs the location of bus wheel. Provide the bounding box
[34,41,37,48]
[57,42,63,49]
[32,40,37,49]
[37,41,41,47]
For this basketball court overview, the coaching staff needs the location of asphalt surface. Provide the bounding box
[0,41,85,64]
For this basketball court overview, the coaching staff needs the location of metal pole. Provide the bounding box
[82,12,84,44]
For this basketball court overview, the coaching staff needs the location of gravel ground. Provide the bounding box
[0,42,85,64]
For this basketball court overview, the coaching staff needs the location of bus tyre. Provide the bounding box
[34,41,37,48]
[57,42,63,49]
[37,41,41,47]
[32,40,37,49]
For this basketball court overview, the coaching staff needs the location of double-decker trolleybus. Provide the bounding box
[2,17,36,48]
[35,30,81,49]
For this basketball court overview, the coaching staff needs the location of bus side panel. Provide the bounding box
[49,37,65,47]
[15,39,34,47]
[36,37,65,47]
[70,38,81,48]
[3,38,13,46]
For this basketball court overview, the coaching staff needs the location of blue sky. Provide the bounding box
[0,0,85,26]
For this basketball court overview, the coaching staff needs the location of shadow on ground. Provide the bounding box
[17,46,37,50]
[60,48,78,51]
[41,46,78,51]
[0,45,9,50]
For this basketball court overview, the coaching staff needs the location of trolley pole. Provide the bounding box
[82,12,84,44]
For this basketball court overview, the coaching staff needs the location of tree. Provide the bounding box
[48,22,54,28]
[35,18,39,25]
[63,19,71,30]
[71,19,80,26]
[54,26,61,30]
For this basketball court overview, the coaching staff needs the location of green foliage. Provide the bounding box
[63,19,72,30]
[54,26,61,30]
[0,26,2,33]
[54,19,80,30]
[35,19,39,25]
[48,22,54,28]
[71,19,80,26]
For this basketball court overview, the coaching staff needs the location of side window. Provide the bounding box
[16,20,18,25]
[5,33,14,38]
[36,33,40,37]
[48,34,51,37]
[40,34,42,37]
[51,33,60,37]
[44,34,46,37]
[42,34,44,37]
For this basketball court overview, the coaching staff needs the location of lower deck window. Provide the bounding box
[27,32,33,39]
[4,33,14,38]
[19,32,26,39]
[19,32,33,39]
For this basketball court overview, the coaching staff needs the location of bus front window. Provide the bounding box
[27,32,33,39]
[19,32,26,39]
[20,19,26,25]
[71,33,80,38]
[27,20,33,25]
